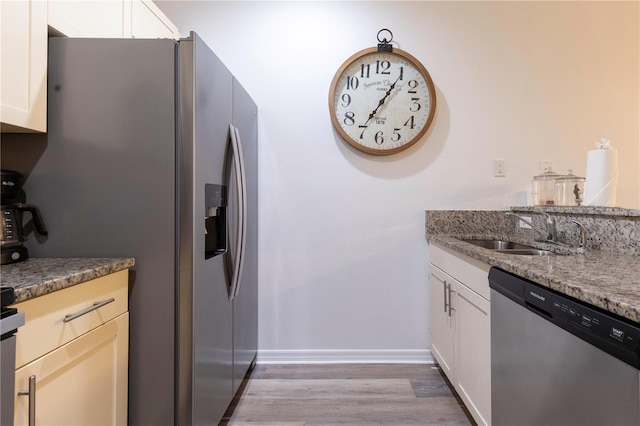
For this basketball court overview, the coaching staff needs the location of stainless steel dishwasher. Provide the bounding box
[489,267,640,426]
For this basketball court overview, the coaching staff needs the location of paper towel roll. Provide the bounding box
[584,147,618,206]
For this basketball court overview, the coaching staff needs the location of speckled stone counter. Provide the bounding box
[425,208,640,323]
[0,257,135,303]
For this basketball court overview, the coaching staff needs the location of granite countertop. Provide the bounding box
[0,257,135,304]
[427,233,640,324]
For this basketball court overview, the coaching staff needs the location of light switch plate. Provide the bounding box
[539,160,552,174]
[493,159,506,177]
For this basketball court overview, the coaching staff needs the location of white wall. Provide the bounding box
[156,0,640,362]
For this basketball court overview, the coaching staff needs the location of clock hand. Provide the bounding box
[362,74,403,126]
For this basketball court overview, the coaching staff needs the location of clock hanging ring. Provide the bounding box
[328,29,437,155]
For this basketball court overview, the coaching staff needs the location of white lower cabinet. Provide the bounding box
[429,243,491,426]
[454,279,491,425]
[14,313,129,426]
[12,270,130,426]
[429,265,455,378]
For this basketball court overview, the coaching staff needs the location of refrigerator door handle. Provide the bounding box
[228,124,247,301]
[233,125,248,299]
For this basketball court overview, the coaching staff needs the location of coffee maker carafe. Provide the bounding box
[1,170,48,265]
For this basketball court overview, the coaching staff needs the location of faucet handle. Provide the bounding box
[540,212,557,242]
[541,211,555,224]
[571,219,587,249]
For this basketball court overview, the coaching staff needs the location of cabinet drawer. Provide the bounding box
[12,270,129,368]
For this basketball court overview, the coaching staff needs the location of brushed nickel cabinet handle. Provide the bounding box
[443,280,448,313]
[63,298,115,323]
[448,286,456,317]
[18,375,36,426]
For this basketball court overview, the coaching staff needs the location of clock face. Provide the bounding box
[329,47,436,155]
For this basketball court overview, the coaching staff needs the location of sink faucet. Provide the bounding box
[571,219,586,248]
[506,212,558,244]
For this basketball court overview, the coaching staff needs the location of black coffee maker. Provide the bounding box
[1,170,48,265]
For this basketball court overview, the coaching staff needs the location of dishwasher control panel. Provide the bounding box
[546,292,640,351]
[490,267,640,369]
[524,283,640,353]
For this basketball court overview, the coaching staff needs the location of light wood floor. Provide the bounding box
[221,364,476,425]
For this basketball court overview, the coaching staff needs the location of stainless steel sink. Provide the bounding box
[458,239,555,256]
[459,239,534,250]
[495,249,555,256]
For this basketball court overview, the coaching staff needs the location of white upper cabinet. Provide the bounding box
[1,0,179,133]
[0,0,48,133]
[48,0,180,39]
[130,0,181,39]
[48,0,126,37]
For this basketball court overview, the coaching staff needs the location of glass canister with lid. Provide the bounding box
[532,167,560,205]
[555,170,585,206]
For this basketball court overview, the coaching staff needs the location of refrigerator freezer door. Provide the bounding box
[178,33,235,426]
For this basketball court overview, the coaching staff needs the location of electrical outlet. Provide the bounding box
[539,160,552,174]
[493,159,506,177]
[518,216,532,229]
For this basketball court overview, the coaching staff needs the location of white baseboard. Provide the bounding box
[257,349,434,364]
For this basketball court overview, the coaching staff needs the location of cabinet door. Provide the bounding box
[455,283,491,426]
[0,0,47,132]
[428,265,455,379]
[131,0,181,39]
[48,0,125,37]
[14,313,129,426]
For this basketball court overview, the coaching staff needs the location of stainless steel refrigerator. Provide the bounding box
[23,32,258,425]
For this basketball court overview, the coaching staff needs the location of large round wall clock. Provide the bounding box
[328,30,436,156]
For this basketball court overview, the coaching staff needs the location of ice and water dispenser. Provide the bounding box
[204,183,227,259]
